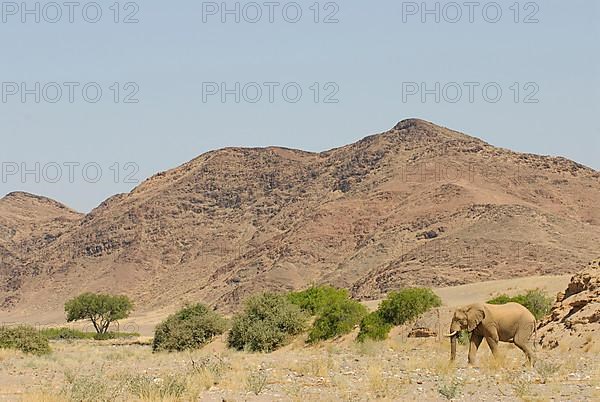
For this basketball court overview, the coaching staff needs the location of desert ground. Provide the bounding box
[1,274,598,402]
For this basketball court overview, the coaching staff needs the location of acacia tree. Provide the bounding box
[64,293,133,334]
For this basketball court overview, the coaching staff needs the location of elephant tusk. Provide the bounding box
[445,331,458,337]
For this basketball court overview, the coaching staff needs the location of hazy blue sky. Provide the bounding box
[1,0,598,212]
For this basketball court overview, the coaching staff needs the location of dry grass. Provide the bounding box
[21,393,67,402]
[366,364,405,400]
[1,334,597,401]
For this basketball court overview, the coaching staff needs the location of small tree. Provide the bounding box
[65,293,133,334]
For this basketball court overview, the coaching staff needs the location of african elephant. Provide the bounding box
[446,302,536,366]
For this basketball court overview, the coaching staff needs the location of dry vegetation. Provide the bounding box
[3,272,598,401]
[1,332,598,401]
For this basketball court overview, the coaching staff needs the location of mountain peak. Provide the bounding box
[3,191,54,203]
[4,191,38,199]
[1,191,80,214]
[3,120,600,314]
[393,118,438,131]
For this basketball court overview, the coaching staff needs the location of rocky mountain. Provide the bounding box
[1,119,599,314]
[538,258,600,351]
[0,192,82,307]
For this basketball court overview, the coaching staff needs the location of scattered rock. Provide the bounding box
[538,258,600,350]
[408,327,437,338]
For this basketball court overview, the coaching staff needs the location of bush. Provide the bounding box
[40,327,139,341]
[40,327,93,340]
[356,311,392,342]
[487,294,512,305]
[357,287,441,342]
[153,304,228,352]
[65,293,133,334]
[288,285,349,315]
[307,298,367,343]
[0,325,51,355]
[228,293,307,352]
[378,288,442,326]
[93,331,140,340]
[487,289,553,320]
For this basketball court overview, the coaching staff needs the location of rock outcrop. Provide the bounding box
[538,259,600,350]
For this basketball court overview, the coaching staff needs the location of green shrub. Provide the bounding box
[93,331,140,341]
[378,288,442,326]
[289,285,369,343]
[228,293,307,352]
[65,293,133,334]
[487,294,512,305]
[0,325,51,355]
[40,327,94,340]
[40,327,139,341]
[307,298,367,343]
[487,289,553,320]
[356,311,392,342]
[153,304,228,352]
[288,285,349,315]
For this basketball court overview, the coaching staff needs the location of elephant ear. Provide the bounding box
[466,304,485,332]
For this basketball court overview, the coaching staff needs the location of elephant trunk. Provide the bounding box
[450,335,457,361]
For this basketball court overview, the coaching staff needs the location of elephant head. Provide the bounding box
[446,304,485,360]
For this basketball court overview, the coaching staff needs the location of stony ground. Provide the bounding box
[1,331,598,402]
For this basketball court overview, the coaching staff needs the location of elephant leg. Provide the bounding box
[514,331,535,366]
[486,336,500,359]
[468,333,483,365]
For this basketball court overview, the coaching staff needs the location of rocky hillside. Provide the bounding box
[1,119,599,314]
[538,259,600,351]
[0,192,82,307]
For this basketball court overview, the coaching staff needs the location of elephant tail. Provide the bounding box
[533,320,538,350]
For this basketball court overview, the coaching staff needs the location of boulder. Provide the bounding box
[408,327,437,338]
[538,259,600,351]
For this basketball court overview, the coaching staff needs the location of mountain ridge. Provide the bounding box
[1,119,599,314]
